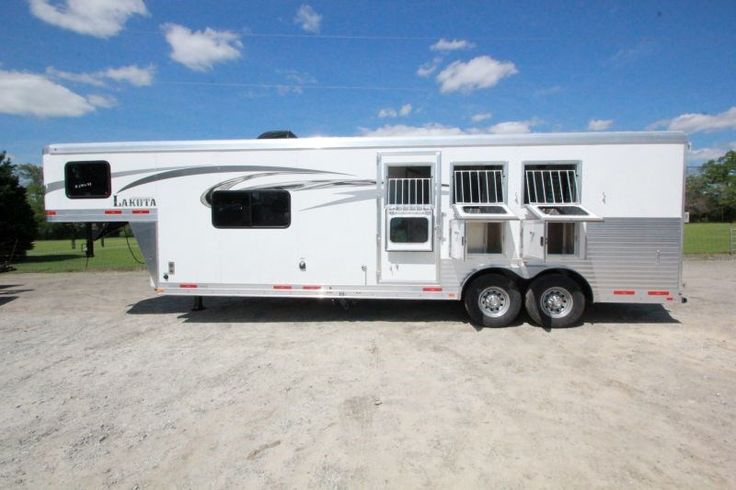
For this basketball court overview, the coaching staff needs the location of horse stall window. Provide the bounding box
[547,222,577,255]
[212,190,291,228]
[386,166,432,205]
[467,222,503,254]
[65,161,111,199]
[524,163,578,204]
[453,165,504,204]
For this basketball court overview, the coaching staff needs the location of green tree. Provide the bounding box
[17,162,74,239]
[701,150,736,221]
[0,152,37,259]
[688,150,736,222]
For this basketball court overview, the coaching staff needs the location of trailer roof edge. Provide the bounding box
[44,131,688,155]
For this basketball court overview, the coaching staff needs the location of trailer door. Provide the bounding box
[377,151,440,283]
[449,219,465,260]
[522,219,546,262]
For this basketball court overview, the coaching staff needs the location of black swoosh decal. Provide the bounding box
[119,165,345,193]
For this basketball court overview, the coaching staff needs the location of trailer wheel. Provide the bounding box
[464,274,522,328]
[525,274,585,328]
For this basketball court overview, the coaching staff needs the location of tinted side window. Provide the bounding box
[212,190,290,228]
[65,161,111,199]
[390,217,429,243]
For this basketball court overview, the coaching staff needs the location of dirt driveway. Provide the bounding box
[0,259,734,488]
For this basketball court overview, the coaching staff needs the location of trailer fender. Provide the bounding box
[460,268,526,301]
[528,268,594,304]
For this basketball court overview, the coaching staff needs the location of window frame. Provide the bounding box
[64,160,112,199]
[385,163,433,207]
[211,189,291,229]
[385,209,433,252]
[522,160,602,223]
[450,161,518,221]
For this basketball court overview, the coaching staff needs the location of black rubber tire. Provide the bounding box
[464,273,522,328]
[525,274,586,328]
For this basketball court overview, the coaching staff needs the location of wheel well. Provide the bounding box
[529,268,594,303]
[461,267,593,303]
[461,268,526,300]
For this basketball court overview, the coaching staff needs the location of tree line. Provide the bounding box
[1,149,735,261]
[1,151,102,261]
[686,150,736,222]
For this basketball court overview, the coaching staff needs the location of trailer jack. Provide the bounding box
[192,296,205,311]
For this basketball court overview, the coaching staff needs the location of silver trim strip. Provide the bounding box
[44,131,688,155]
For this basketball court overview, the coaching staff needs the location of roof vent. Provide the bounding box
[258,130,297,139]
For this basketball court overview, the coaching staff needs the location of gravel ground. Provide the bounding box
[0,259,734,488]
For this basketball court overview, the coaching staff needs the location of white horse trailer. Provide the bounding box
[42,131,688,327]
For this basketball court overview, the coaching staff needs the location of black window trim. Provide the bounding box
[64,160,112,199]
[211,189,292,229]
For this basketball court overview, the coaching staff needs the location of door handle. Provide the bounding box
[540,236,545,247]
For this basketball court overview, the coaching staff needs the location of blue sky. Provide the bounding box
[1,0,735,166]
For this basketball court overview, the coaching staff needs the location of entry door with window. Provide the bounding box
[378,152,439,283]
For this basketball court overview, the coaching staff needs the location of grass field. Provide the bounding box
[6,223,734,273]
[10,237,146,273]
[684,222,733,254]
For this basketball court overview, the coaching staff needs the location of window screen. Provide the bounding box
[212,190,291,228]
[453,165,504,204]
[386,166,432,205]
[65,161,111,199]
[389,217,429,243]
[524,164,578,204]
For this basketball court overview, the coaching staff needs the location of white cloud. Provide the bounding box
[283,70,316,85]
[276,84,303,95]
[360,123,465,137]
[534,85,562,97]
[471,112,492,123]
[28,0,147,38]
[488,120,535,134]
[294,4,322,33]
[162,23,242,72]
[361,118,539,137]
[436,55,518,93]
[47,64,155,87]
[587,119,613,131]
[87,94,117,108]
[430,38,475,52]
[687,143,736,163]
[417,57,442,78]
[650,107,736,134]
[0,69,98,117]
[608,40,657,67]
[46,67,105,86]
[378,103,412,118]
[103,65,154,86]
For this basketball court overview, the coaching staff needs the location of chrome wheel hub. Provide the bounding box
[540,287,573,318]
[478,286,510,318]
